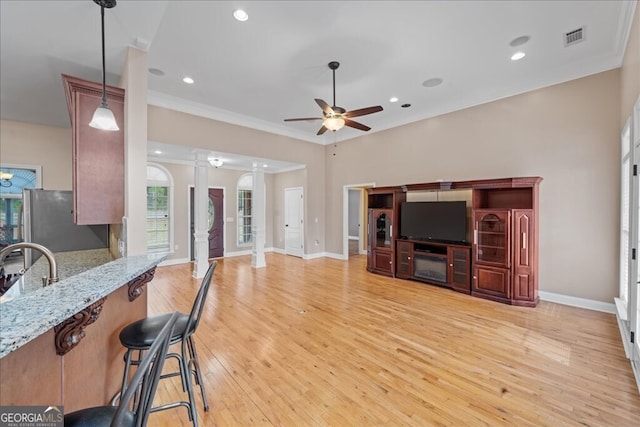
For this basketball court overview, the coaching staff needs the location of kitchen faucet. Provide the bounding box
[0,242,59,286]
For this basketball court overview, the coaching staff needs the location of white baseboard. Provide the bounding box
[223,249,252,257]
[158,257,190,267]
[325,252,347,260]
[539,291,616,313]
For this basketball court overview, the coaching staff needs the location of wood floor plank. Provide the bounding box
[143,254,640,426]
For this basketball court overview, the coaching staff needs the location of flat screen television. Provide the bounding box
[400,201,467,243]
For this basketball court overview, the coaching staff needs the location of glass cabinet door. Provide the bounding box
[374,209,392,248]
[475,211,510,266]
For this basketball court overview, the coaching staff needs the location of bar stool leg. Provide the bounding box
[187,336,209,411]
[181,340,199,426]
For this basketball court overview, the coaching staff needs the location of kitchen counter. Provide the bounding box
[0,249,165,358]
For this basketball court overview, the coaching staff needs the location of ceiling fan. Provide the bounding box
[284,61,383,135]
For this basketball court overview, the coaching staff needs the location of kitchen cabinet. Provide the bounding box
[62,74,125,225]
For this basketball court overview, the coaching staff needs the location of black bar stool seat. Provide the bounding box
[120,312,190,349]
[64,407,134,427]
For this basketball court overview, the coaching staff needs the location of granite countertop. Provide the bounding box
[0,249,165,358]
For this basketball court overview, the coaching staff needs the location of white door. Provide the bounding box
[285,187,304,257]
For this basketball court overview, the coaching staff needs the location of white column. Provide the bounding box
[120,46,148,256]
[251,162,266,268]
[193,152,210,278]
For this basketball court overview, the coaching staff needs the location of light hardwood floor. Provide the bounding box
[146,253,640,426]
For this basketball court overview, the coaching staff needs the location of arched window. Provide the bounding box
[147,164,173,253]
[237,173,253,246]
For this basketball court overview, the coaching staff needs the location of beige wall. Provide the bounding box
[0,120,72,190]
[325,69,621,302]
[621,2,639,126]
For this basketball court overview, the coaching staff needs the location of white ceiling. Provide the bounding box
[1,1,636,171]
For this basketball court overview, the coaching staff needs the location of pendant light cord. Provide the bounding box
[100,5,108,107]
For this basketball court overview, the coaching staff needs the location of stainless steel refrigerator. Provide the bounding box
[22,189,109,267]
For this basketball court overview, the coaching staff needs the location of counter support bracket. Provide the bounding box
[54,297,107,356]
[127,266,156,301]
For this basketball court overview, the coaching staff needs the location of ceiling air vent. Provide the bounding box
[564,27,585,46]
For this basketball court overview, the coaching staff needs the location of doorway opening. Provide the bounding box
[343,183,375,260]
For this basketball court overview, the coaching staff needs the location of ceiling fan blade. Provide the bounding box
[284,117,323,122]
[344,105,383,118]
[317,125,329,135]
[315,99,334,116]
[344,119,371,132]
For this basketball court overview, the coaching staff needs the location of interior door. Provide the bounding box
[190,188,224,260]
[284,187,303,257]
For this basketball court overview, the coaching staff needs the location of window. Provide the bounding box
[147,164,173,253]
[237,174,253,246]
[0,165,40,247]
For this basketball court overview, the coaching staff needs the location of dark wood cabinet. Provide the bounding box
[366,189,406,277]
[449,246,471,293]
[473,265,511,300]
[396,240,413,279]
[62,74,125,225]
[368,208,394,276]
[395,240,471,293]
[472,180,540,306]
[366,177,541,307]
[512,210,535,303]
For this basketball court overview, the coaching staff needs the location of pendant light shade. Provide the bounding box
[90,0,119,131]
[90,104,119,131]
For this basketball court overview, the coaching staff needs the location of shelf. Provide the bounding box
[478,245,505,250]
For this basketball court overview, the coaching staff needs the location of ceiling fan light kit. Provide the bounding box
[89,0,119,131]
[324,116,345,131]
[284,61,383,135]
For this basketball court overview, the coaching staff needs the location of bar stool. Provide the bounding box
[118,261,217,426]
[65,312,179,427]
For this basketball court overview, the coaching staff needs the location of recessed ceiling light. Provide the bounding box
[509,35,530,47]
[154,150,162,154]
[148,68,165,77]
[233,9,248,21]
[389,97,399,103]
[263,164,268,168]
[401,103,411,108]
[422,78,443,88]
[511,52,526,61]
[183,76,194,84]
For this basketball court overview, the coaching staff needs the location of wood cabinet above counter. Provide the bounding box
[62,74,124,225]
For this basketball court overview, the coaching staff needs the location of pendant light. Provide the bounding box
[89,0,119,131]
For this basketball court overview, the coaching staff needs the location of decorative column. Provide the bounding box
[121,46,148,256]
[193,152,210,278]
[251,162,266,268]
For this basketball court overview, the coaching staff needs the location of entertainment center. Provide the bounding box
[366,177,542,307]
